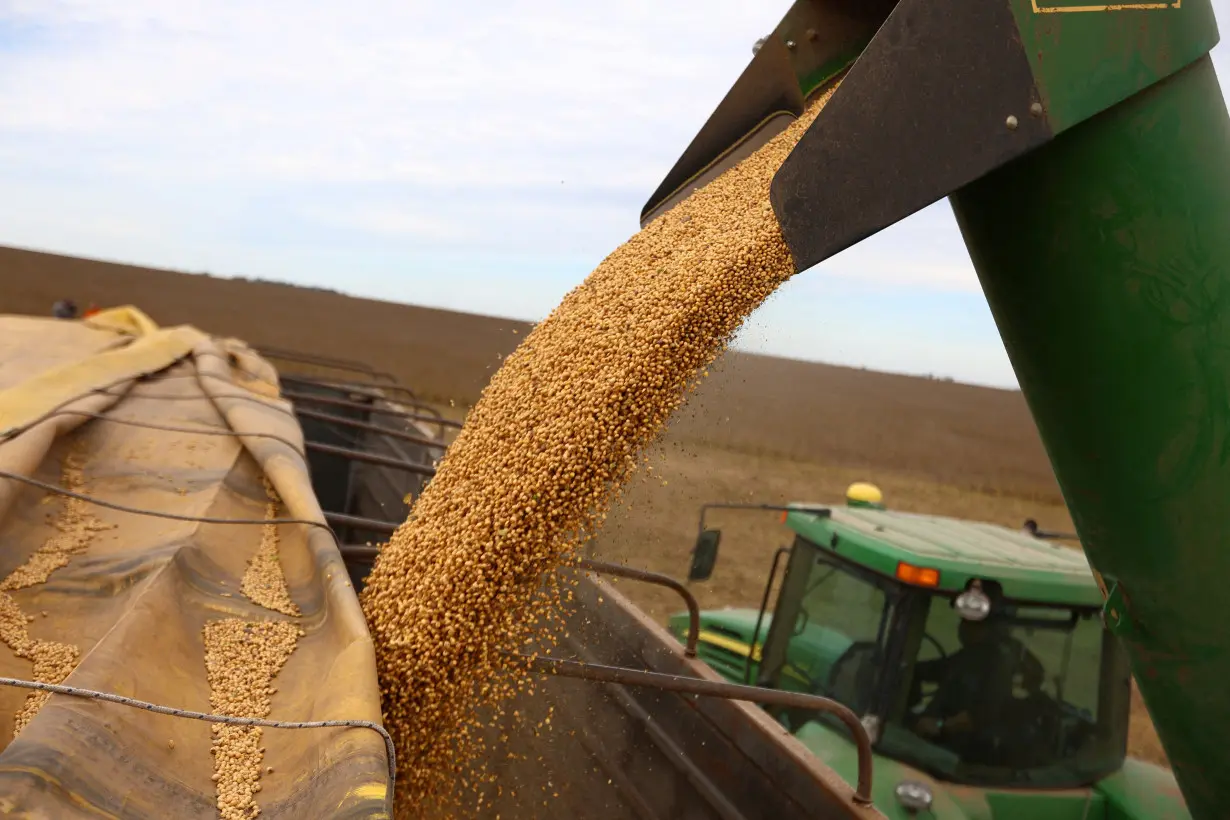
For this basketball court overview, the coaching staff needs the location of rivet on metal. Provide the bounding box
[1005,115,1019,130]
[786,40,797,50]
[1030,102,1044,117]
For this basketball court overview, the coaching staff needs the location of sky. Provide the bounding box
[0,2,1227,389]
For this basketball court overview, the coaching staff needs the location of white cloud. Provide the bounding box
[302,204,469,242]
[2,0,1229,389]
[0,1,777,189]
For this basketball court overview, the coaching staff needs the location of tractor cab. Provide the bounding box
[670,488,1187,818]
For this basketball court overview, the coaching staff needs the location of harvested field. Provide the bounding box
[0,244,1057,501]
[0,243,1168,770]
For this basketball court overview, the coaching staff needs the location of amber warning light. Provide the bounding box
[896,562,940,587]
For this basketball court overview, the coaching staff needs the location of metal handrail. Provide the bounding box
[253,346,397,382]
[574,559,700,657]
[305,441,435,476]
[331,552,700,663]
[294,406,447,449]
[282,390,462,431]
[280,374,420,404]
[697,502,830,533]
[330,518,397,540]
[518,654,875,805]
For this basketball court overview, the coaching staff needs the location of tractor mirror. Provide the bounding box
[689,529,722,582]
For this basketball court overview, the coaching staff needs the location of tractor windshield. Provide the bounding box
[785,554,894,714]
[759,543,897,725]
[882,594,1132,787]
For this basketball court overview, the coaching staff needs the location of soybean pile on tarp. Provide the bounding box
[360,85,839,815]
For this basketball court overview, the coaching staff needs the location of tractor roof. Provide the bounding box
[785,505,1104,607]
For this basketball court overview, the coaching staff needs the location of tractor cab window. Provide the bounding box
[767,544,894,723]
[881,594,1131,788]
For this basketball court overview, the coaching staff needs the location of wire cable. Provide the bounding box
[39,409,308,458]
[0,370,166,442]
[0,469,336,536]
[0,349,402,803]
[0,675,395,798]
[96,387,299,417]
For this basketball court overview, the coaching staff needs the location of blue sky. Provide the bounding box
[1,1,1228,389]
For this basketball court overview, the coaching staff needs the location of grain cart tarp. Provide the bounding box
[0,308,389,818]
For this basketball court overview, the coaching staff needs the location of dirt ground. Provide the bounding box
[0,244,1167,766]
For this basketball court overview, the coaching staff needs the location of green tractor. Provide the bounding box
[669,485,1188,819]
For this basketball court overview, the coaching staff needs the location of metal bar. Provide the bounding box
[335,552,701,658]
[327,514,398,537]
[518,654,874,806]
[253,346,396,382]
[747,546,791,685]
[575,559,699,658]
[283,376,444,424]
[282,390,463,431]
[305,441,435,476]
[333,551,699,662]
[294,406,446,450]
[340,543,385,560]
[698,502,829,533]
[280,374,419,403]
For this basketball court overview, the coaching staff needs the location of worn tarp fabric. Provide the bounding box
[0,310,389,818]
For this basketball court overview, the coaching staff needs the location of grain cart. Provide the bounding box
[670,492,1187,818]
[639,0,1230,817]
[288,369,887,819]
[0,308,884,818]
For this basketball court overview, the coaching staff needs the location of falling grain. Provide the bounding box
[359,85,840,815]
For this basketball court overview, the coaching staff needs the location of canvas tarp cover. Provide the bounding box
[0,308,389,818]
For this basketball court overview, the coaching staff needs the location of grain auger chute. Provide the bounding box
[646,1,1230,817]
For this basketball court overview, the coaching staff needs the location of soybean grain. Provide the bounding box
[361,85,840,817]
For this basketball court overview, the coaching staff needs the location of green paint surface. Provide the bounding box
[1007,0,1218,132]
[949,55,1230,820]
[786,507,1104,604]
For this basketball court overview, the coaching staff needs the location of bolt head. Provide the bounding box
[1005,115,1019,130]
[1030,102,1044,117]
[895,781,934,812]
[785,39,797,50]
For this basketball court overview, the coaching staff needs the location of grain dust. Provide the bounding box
[360,85,840,815]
